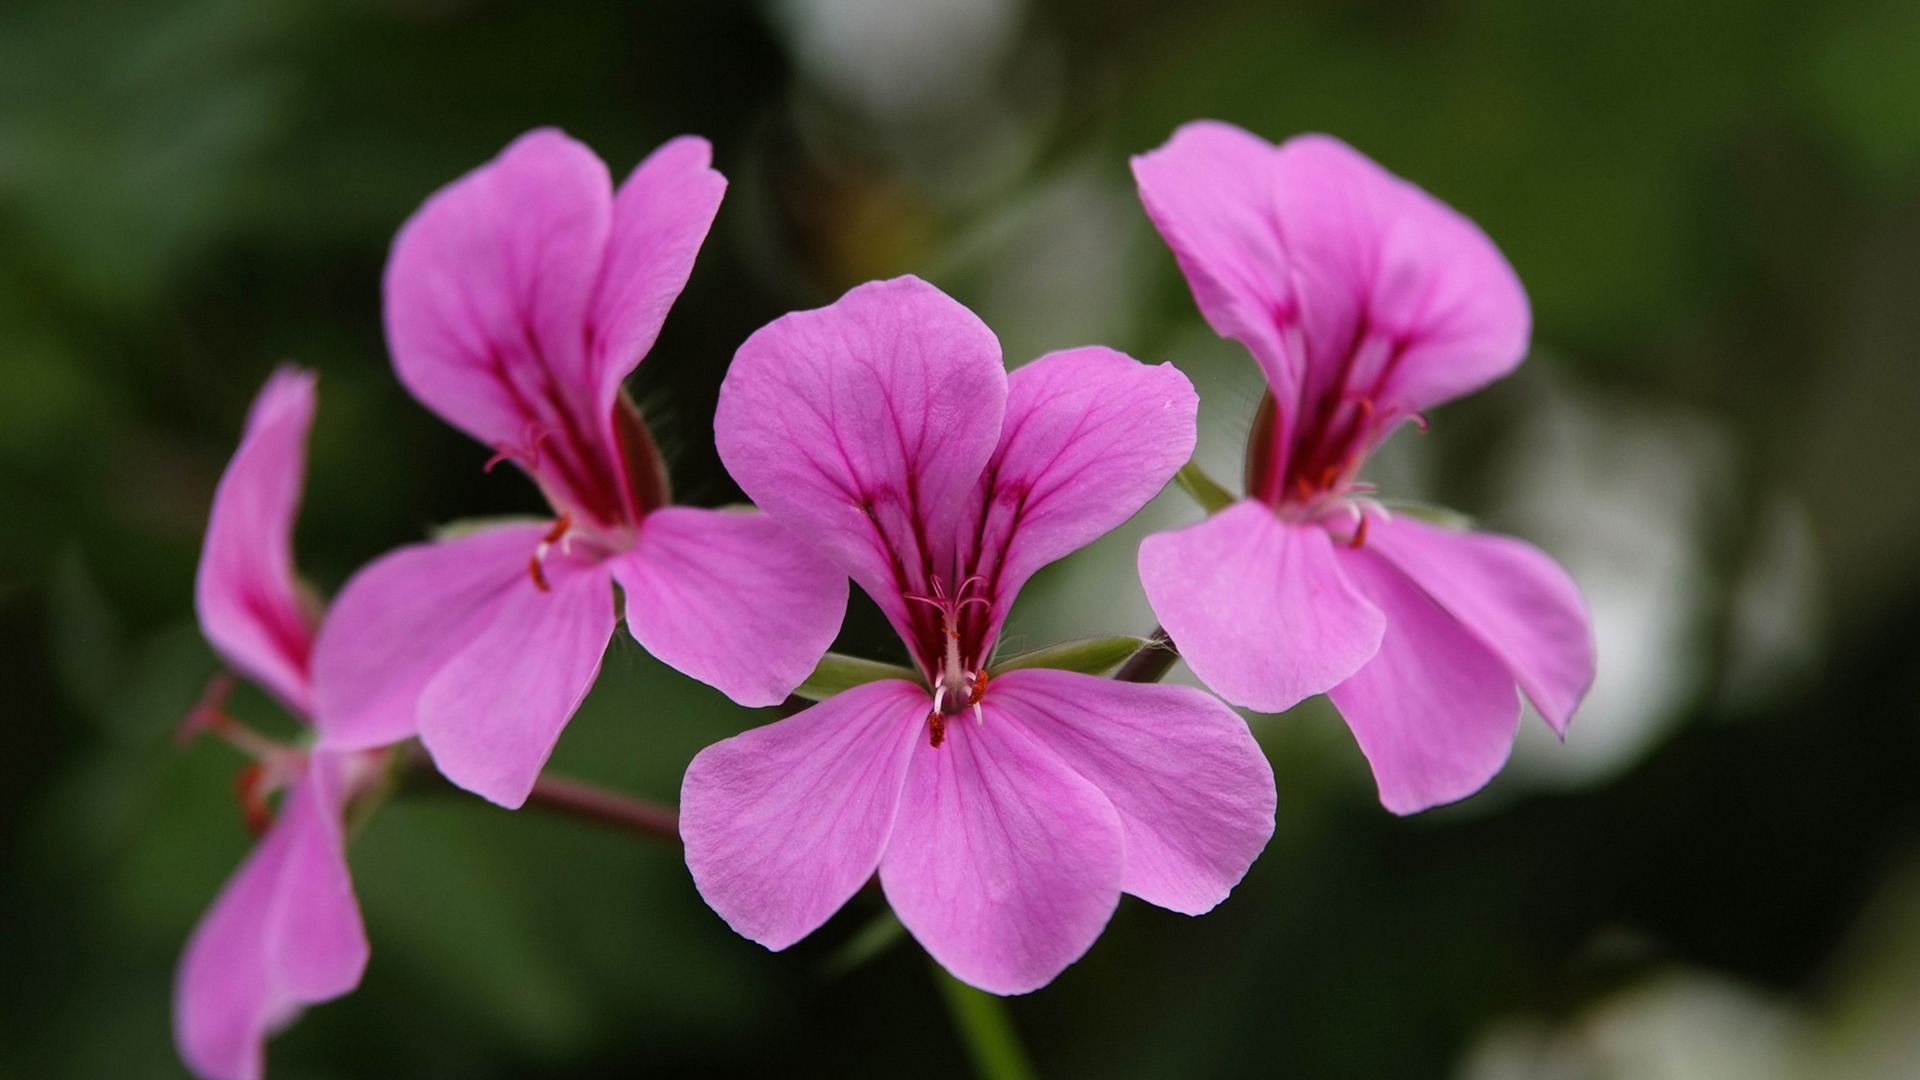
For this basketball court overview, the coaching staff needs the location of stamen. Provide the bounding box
[234,763,274,837]
[527,513,573,593]
[1348,514,1370,549]
[928,709,947,748]
[484,421,552,474]
[177,672,237,746]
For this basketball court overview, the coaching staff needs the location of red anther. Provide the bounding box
[1294,475,1315,502]
[928,709,947,749]
[966,669,990,707]
[234,763,274,837]
[1348,514,1370,549]
[1355,396,1376,419]
[526,513,573,593]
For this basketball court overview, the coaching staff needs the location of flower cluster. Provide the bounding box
[175,121,1594,1078]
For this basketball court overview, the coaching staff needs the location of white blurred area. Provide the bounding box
[1491,376,1825,790]
[1457,857,1920,1080]
[770,0,1026,123]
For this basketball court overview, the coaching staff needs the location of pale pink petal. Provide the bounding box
[960,347,1196,646]
[1131,121,1305,409]
[310,523,546,750]
[612,506,847,707]
[588,136,726,413]
[990,668,1275,915]
[1362,514,1595,734]
[1328,548,1521,814]
[1267,133,1530,417]
[680,679,925,950]
[879,707,1126,995]
[1133,122,1529,460]
[416,553,615,809]
[714,276,1007,646]
[383,128,631,528]
[195,366,319,717]
[174,751,366,1080]
[1139,501,1384,713]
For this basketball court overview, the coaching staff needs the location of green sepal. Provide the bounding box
[990,635,1151,678]
[794,652,918,701]
[1175,461,1238,514]
[1380,499,1475,530]
[432,514,546,541]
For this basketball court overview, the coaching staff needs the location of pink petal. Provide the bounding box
[612,506,848,708]
[1133,122,1529,438]
[1139,501,1384,713]
[195,366,319,717]
[588,136,726,416]
[680,679,926,950]
[714,276,1007,647]
[1362,514,1595,734]
[1131,121,1306,415]
[961,346,1197,647]
[1328,548,1521,814]
[879,706,1126,995]
[383,129,631,528]
[989,669,1275,915]
[310,523,546,750]
[174,751,367,1080]
[416,553,616,808]
[1267,132,1530,417]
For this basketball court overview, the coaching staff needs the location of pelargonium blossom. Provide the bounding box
[178,367,382,1080]
[1132,121,1596,814]
[312,130,847,807]
[683,276,1277,994]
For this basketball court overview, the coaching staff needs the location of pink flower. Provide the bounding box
[312,130,847,808]
[682,276,1277,994]
[178,367,378,1080]
[1132,121,1596,814]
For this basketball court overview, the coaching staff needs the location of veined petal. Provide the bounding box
[310,523,545,750]
[417,552,615,808]
[612,506,848,708]
[1132,121,1306,418]
[990,669,1275,915]
[195,366,319,717]
[715,276,1007,650]
[681,679,925,951]
[174,751,367,1080]
[1139,501,1384,713]
[383,128,630,528]
[1268,132,1530,417]
[589,136,726,416]
[1328,548,1521,814]
[959,347,1196,647]
[879,706,1126,995]
[1362,514,1595,734]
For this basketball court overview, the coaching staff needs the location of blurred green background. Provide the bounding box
[4,0,1919,1076]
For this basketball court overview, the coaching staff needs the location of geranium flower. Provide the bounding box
[682,276,1276,994]
[312,130,847,808]
[177,367,381,1080]
[1132,121,1596,814]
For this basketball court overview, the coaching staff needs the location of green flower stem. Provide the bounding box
[933,962,1039,1080]
[1114,626,1179,684]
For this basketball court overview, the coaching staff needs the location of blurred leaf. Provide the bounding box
[933,962,1038,1080]
[821,908,906,980]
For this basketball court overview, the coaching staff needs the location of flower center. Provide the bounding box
[906,575,992,747]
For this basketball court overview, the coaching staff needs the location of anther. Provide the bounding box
[528,513,573,593]
[234,763,274,837]
[928,710,947,748]
[1348,514,1370,549]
